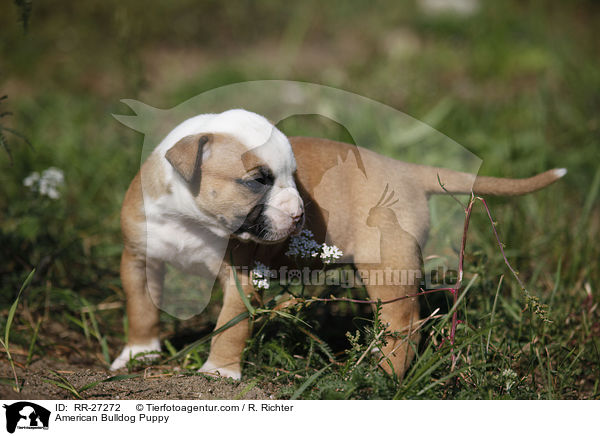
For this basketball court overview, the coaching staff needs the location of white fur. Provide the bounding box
[154,109,296,177]
[139,109,303,273]
[110,338,161,370]
[198,359,242,380]
[263,185,304,238]
[554,168,567,178]
[144,216,227,275]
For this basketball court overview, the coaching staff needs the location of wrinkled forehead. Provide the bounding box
[205,111,296,176]
[160,110,296,177]
[242,132,296,177]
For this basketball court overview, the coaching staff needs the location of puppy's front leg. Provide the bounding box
[110,248,164,370]
[199,268,251,380]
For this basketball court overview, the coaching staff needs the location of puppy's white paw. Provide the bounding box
[198,359,241,380]
[110,338,161,370]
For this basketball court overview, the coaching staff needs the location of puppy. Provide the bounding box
[111,109,565,379]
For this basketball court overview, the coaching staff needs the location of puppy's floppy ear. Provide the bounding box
[165,134,211,184]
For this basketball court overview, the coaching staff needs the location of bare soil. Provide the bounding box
[0,360,274,400]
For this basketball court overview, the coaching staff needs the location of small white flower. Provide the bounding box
[320,244,343,264]
[41,167,65,185]
[252,277,269,290]
[502,368,517,378]
[23,167,64,199]
[501,368,518,392]
[251,261,274,290]
[418,0,479,16]
[23,172,40,187]
[285,229,343,264]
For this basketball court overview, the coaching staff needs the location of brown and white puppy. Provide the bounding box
[111,109,566,379]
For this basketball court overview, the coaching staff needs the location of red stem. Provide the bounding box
[304,194,523,374]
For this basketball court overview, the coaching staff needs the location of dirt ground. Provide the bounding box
[0,360,274,400]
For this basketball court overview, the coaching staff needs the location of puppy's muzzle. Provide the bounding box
[291,210,305,234]
[269,187,304,229]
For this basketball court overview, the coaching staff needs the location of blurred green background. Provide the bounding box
[0,0,598,399]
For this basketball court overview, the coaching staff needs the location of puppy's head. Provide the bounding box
[165,119,304,244]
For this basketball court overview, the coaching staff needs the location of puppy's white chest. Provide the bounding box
[145,217,227,276]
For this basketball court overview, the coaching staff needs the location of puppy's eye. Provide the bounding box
[243,177,266,192]
[237,167,273,193]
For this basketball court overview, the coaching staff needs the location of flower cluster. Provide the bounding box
[501,368,518,392]
[320,244,344,264]
[249,230,345,291]
[285,229,343,264]
[285,229,321,259]
[23,167,65,200]
[251,261,275,290]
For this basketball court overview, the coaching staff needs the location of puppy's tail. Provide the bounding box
[424,167,567,196]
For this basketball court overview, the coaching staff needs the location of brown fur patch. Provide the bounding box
[165,134,209,184]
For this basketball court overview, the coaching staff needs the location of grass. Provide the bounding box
[0,0,599,399]
[42,371,142,399]
[0,269,35,392]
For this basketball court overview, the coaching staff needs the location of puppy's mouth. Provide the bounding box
[232,204,302,244]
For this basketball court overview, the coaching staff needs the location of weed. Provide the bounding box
[42,371,141,399]
[0,269,35,392]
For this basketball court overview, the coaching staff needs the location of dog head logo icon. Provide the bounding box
[3,402,50,433]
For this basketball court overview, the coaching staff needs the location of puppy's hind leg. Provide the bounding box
[110,248,164,370]
[354,219,423,379]
[356,260,421,380]
[358,201,425,379]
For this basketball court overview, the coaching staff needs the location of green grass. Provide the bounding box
[0,0,598,399]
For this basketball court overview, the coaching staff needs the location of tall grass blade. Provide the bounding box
[80,374,142,393]
[486,275,504,354]
[5,269,35,348]
[164,312,250,362]
[230,253,255,315]
[290,364,332,400]
[26,318,42,366]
